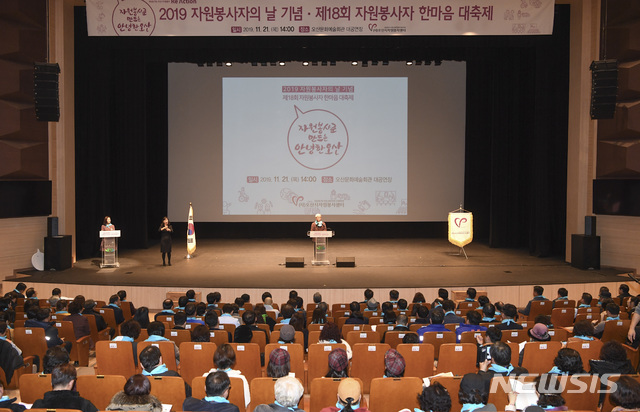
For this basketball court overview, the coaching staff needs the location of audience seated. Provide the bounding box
[548,348,585,375]
[25,307,72,352]
[184,370,239,412]
[254,376,305,412]
[610,375,640,412]
[202,343,250,407]
[318,322,352,359]
[133,306,151,329]
[140,345,192,397]
[32,363,98,412]
[266,348,291,378]
[0,380,25,412]
[383,348,405,378]
[497,304,523,330]
[326,348,349,378]
[345,301,368,325]
[567,319,595,342]
[414,381,451,412]
[105,374,162,412]
[42,346,70,374]
[456,311,487,343]
[219,304,241,327]
[458,373,496,412]
[589,340,636,375]
[145,321,180,364]
[0,321,26,384]
[106,294,125,324]
[320,377,370,412]
[519,285,548,316]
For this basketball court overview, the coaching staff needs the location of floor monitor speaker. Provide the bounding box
[336,257,356,267]
[285,257,304,268]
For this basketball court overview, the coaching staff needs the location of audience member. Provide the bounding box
[133,306,151,329]
[173,311,188,329]
[417,309,449,339]
[139,345,191,397]
[112,319,141,366]
[402,333,420,344]
[578,293,593,308]
[203,343,250,407]
[568,320,595,342]
[254,376,304,412]
[383,348,405,377]
[345,302,368,325]
[266,348,291,378]
[0,322,27,382]
[183,371,239,412]
[155,299,175,319]
[497,304,522,330]
[318,322,352,359]
[610,375,640,412]
[32,364,98,412]
[105,374,162,412]
[191,324,212,342]
[278,324,296,344]
[594,302,621,338]
[442,300,464,324]
[458,373,496,412]
[519,286,548,316]
[48,288,62,306]
[42,346,70,374]
[82,299,112,337]
[326,348,349,378]
[145,321,180,365]
[311,307,327,324]
[416,381,451,412]
[107,294,125,324]
[455,311,487,343]
[549,348,585,375]
[320,377,369,412]
[219,304,241,327]
[25,307,71,352]
[532,374,567,411]
[0,380,25,412]
[589,340,636,376]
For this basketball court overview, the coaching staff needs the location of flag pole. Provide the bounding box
[187,202,196,259]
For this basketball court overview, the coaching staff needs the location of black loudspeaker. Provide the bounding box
[590,60,618,119]
[336,257,356,267]
[571,234,600,270]
[34,62,60,122]
[44,235,72,270]
[585,216,596,236]
[47,216,58,237]
[285,257,304,268]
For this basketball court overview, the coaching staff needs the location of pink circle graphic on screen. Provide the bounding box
[112,0,156,36]
[287,106,349,170]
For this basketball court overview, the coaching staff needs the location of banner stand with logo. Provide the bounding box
[448,206,473,259]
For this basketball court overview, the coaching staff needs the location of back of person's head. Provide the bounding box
[109,294,119,304]
[186,289,196,300]
[384,349,406,377]
[25,287,36,298]
[397,314,409,326]
[162,299,173,310]
[431,309,444,324]
[178,296,188,308]
[120,319,142,340]
[36,308,51,321]
[490,342,511,367]
[261,292,272,302]
[234,325,253,343]
[211,292,221,303]
[174,311,187,326]
[438,288,449,300]
[419,381,452,412]
[15,283,27,292]
[582,292,593,304]
[241,293,250,303]
[191,324,211,342]
[467,288,477,299]
[266,348,291,378]
[398,299,408,310]
[288,290,298,300]
[312,307,325,323]
[147,321,165,337]
[478,296,490,307]
[442,300,455,312]
[502,304,518,319]
[417,305,429,319]
[535,374,565,408]
[242,310,256,325]
[620,284,630,294]
[572,320,595,337]
[205,370,231,397]
[364,288,374,300]
[204,311,218,328]
[606,302,620,316]
[383,310,397,324]
[557,287,568,297]
[313,292,322,304]
[326,348,349,378]
[600,340,628,362]
[402,333,420,344]
[389,289,399,300]
[413,292,426,303]
[486,326,502,343]
[554,348,584,374]
[319,322,341,342]
[466,311,481,325]
[274,376,304,407]
[55,300,67,312]
[349,301,360,313]
[533,285,544,296]
[483,303,496,318]
[117,290,127,300]
[214,343,236,370]
[139,345,162,371]
[206,293,216,304]
[43,346,70,374]
[222,303,233,314]
[610,375,640,410]
[336,378,361,411]
[124,374,151,396]
[295,296,304,309]
[281,304,294,319]
[51,363,76,389]
[196,302,207,316]
[459,373,488,406]
[184,302,196,316]
[133,307,150,326]
[290,312,306,331]
[234,297,245,308]
[68,301,81,315]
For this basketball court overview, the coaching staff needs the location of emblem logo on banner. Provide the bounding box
[448,211,473,247]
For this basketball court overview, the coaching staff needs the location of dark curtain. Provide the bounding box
[74,6,570,260]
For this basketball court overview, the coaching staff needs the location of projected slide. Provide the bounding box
[222,77,407,216]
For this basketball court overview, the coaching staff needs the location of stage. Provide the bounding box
[10,238,630,291]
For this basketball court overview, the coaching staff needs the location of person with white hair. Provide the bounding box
[254,376,304,412]
[310,213,327,231]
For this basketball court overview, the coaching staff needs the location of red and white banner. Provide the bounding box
[448,211,473,248]
[86,0,555,37]
[187,203,196,256]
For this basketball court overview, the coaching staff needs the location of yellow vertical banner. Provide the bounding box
[187,203,196,257]
[448,211,473,247]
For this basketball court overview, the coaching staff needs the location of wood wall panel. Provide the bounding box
[0,217,47,281]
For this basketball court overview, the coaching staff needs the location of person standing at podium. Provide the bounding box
[310,213,327,231]
[100,216,115,252]
[159,216,173,266]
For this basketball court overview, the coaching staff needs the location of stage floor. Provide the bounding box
[14,238,628,289]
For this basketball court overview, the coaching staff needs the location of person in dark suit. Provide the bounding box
[496,304,523,331]
[159,217,173,266]
[442,300,465,324]
[32,364,98,412]
[182,371,240,412]
[140,345,191,397]
[518,285,548,316]
[107,294,125,325]
[24,308,71,352]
